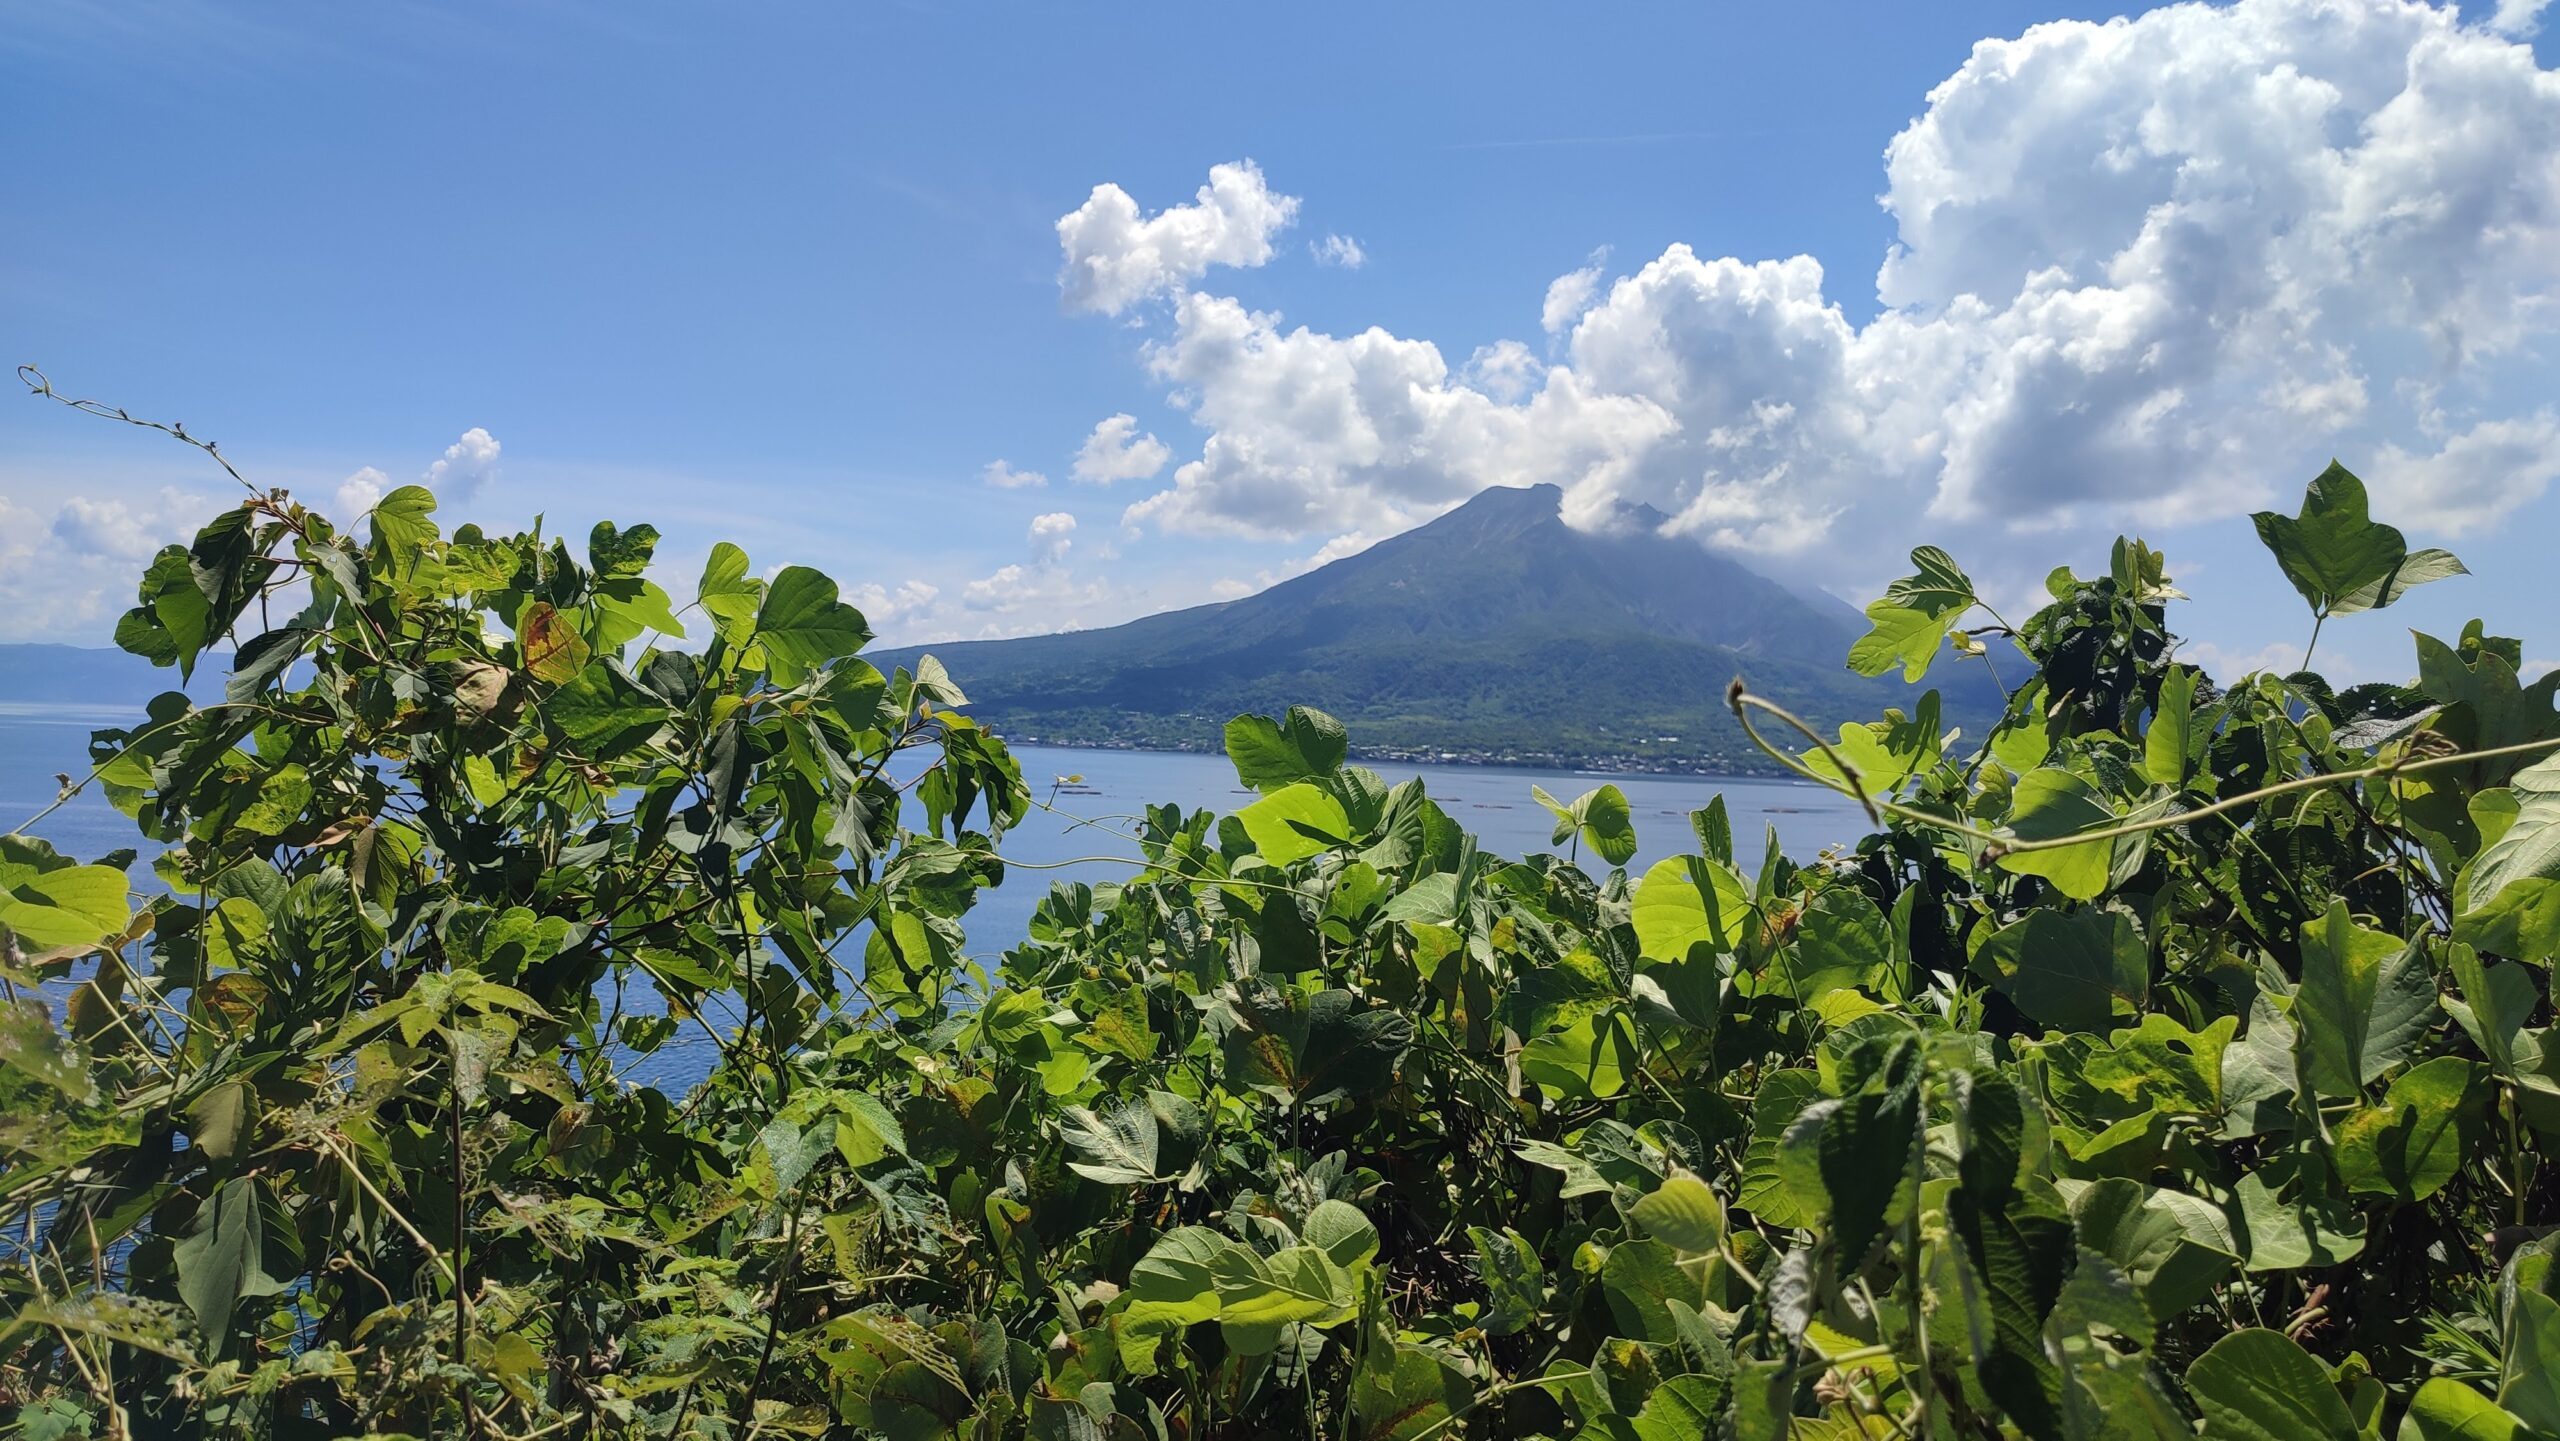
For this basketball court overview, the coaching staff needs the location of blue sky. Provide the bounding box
[5,0,2557,685]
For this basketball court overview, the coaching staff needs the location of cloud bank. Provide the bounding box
[1075,0,2560,577]
[1071,414,1172,484]
[1055,160,1300,316]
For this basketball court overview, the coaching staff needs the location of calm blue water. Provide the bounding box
[3,705,1872,1090]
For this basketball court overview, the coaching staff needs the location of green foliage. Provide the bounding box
[6,452,2560,1441]
[2252,461,2466,621]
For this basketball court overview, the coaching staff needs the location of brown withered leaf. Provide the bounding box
[518,604,589,685]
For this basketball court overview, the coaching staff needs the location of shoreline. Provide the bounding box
[0,697,1813,785]
[996,733,1814,786]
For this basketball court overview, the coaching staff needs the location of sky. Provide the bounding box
[4,0,2558,686]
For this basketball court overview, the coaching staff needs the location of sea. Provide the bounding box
[1,703,1874,1092]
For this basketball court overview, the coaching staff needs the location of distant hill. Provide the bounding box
[873,483,2003,774]
[0,644,190,712]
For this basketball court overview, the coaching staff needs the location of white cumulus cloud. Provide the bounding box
[334,466,390,520]
[1071,414,1172,483]
[1029,511,1077,562]
[1312,233,1367,269]
[848,579,940,625]
[2489,0,2550,35]
[2368,414,2560,533]
[1541,253,1608,336]
[1077,0,2560,580]
[0,487,223,642]
[422,427,500,499]
[1121,290,1674,540]
[982,460,1048,489]
[52,495,180,561]
[959,562,1117,629]
[1056,160,1300,316]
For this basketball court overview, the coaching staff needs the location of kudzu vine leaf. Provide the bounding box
[518,601,588,684]
[1209,1243,1356,1351]
[1217,985,1411,1106]
[698,540,761,641]
[1630,1172,1725,1255]
[1225,706,1348,792]
[1849,547,1976,681]
[225,624,312,703]
[1531,784,1577,846]
[834,1092,908,1168]
[1520,1010,1639,1100]
[118,546,208,673]
[2233,1169,2367,1272]
[2336,547,2467,615]
[2464,756,2560,921]
[1466,1226,1543,1336]
[1630,1374,1727,1441]
[2252,462,2425,620]
[1735,1070,1824,1228]
[2443,946,2539,1077]
[1599,1238,1695,1345]
[368,485,438,576]
[1059,1099,1163,1186]
[174,1178,273,1355]
[2186,1328,2358,1441]
[2221,995,2302,1138]
[0,999,95,1103]
[1631,855,1753,962]
[2500,1291,2560,1436]
[1850,602,1963,683]
[1350,1342,1472,1441]
[1576,784,1638,866]
[1236,783,1352,867]
[1997,768,2118,900]
[1802,716,1929,798]
[1061,1091,1203,1186]
[1302,1200,1379,1271]
[1971,908,2146,1034]
[1076,984,1154,1061]
[2071,1178,2239,1321]
[544,660,671,761]
[1786,887,1889,1000]
[2336,1055,2476,1202]
[2294,901,2432,1097]
[2456,879,2560,966]
[871,1360,974,1441]
[2399,1379,2522,1441]
[1378,872,1459,926]
[186,1080,253,1165]
[907,653,968,708]
[754,565,873,687]
[1118,1227,1225,1373]
[1513,1138,1609,1199]
[2143,664,2199,788]
[0,862,130,951]
[2077,1012,2234,1119]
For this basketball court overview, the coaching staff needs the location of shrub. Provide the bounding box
[3,428,2557,1439]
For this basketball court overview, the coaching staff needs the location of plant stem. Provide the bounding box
[451,1034,475,1438]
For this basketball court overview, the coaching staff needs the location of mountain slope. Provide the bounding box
[876,484,1998,773]
[0,644,192,710]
